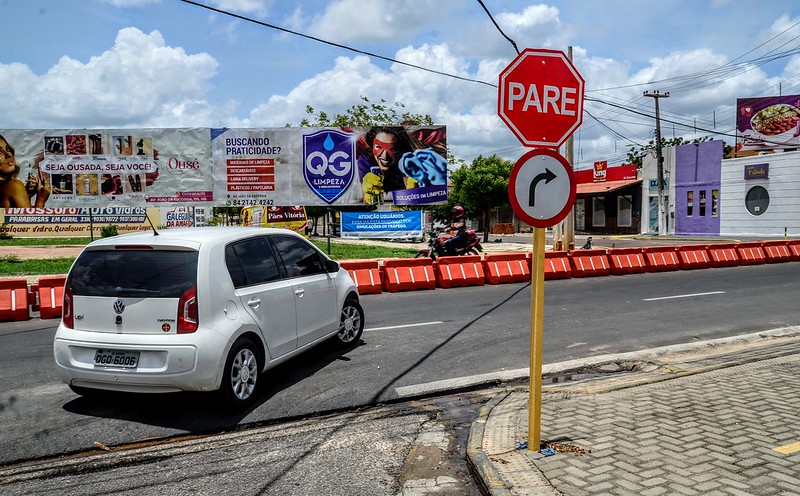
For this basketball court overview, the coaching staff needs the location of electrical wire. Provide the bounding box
[176,1,800,162]
[476,0,519,55]
[177,0,497,88]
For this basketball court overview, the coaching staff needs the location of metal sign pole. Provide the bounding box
[528,227,546,451]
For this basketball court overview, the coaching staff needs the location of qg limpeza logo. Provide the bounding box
[303,130,354,204]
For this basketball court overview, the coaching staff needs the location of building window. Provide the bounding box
[617,196,632,227]
[699,190,706,217]
[592,197,605,227]
[687,191,693,217]
[712,189,719,217]
[745,186,769,216]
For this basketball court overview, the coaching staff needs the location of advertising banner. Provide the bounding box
[0,129,212,208]
[211,126,448,207]
[1,126,447,209]
[340,210,423,240]
[736,96,800,152]
[240,205,308,234]
[0,207,160,237]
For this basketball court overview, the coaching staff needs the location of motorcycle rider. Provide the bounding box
[443,205,467,255]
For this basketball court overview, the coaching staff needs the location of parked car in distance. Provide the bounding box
[53,226,364,409]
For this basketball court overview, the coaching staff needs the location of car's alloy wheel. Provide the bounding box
[337,299,364,345]
[221,338,260,407]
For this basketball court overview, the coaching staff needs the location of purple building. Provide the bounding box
[673,141,722,236]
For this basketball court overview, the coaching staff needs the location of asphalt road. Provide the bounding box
[2,261,800,470]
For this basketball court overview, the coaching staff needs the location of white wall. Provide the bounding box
[640,147,676,234]
[720,151,800,237]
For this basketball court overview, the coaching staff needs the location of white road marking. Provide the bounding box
[643,291,726,302]
[365,321,444,332]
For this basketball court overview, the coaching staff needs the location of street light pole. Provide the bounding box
[644,90,669,235]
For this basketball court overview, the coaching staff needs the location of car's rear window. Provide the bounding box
[68,250,198,298]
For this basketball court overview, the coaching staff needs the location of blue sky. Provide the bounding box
[2,0,800,169]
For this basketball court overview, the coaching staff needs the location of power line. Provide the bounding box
[177,0,496,88]
[475,0,519,55]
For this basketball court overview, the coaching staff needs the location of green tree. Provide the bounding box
[299,96,434,127]
[627,136,714,167]
[448,155,514,242]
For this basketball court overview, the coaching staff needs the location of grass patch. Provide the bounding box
[0,238,91,247]
[310,239,418,260]
[0,257,76,277]
[0,238,418,277]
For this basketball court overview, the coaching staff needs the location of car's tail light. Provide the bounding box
[177,284,198,334]
[63,283,74,329]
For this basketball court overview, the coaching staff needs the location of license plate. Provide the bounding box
[94,350,139,369]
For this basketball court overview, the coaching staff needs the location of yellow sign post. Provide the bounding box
[507,150,577,452]
[528,227,546,450]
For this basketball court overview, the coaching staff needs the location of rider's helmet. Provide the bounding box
[451,205,465,220]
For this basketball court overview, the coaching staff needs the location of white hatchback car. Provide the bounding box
[53,227,364,408]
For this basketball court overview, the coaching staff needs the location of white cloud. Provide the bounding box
[100,0,161,6]
[210,0,273,16]
[456,4,570,59]
[0,28,223,128]
[307,0,455,42]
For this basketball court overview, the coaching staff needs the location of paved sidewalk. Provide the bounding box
[468,328,800,495]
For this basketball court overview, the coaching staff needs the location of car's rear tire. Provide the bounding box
[219,338,261,409]
[336,298,364,346]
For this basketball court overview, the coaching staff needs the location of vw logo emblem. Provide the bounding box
[113,299,126,315]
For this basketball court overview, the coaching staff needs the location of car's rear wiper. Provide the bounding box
[114,287,162,295]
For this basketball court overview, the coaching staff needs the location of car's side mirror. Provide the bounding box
[325,259,340,273]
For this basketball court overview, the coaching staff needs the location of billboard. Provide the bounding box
[0,126,447,209]
[340,210,423,240]
[736,96,800,152]
[0,206,213,238]
[240,205,308,235]
[0,207,160,237]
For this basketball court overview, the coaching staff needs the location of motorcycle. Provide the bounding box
[415,229,483,260]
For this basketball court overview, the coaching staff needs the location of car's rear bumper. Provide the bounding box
[53,329,226,393]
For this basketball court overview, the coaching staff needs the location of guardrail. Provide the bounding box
[5,240,800,322]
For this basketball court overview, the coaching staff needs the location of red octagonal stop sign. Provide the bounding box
[498,48,585,148]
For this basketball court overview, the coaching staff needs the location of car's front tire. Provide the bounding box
[219,337,261,409]
[336,298,364,346]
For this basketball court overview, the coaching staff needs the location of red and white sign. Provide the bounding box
[593,160,607,182]
[508,148,576,228]
[498,48,585,148]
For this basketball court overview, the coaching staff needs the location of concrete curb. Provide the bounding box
[466,389,514,496]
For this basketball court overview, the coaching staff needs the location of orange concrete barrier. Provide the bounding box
[607,247,646,275]
[542,251,572,280]
[736,242,766,266]
[340,260,382,295]
[483,252,530,284]
[642,246,681,272]
[788,240,800,261]
[706,243,740,267]
[37,276,66,320]
[0,278,30,322]
[434,255,485,289]
[381,258,436,293]
[569,249,611,277]
[761,241,793,263]
[677,245,711,270]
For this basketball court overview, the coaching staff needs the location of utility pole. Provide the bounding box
[644,90,669,235]
[552,46,577,251]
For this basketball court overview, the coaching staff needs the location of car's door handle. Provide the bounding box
[294,288,305,297]
[247,298,261,307]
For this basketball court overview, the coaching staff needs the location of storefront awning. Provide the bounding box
[576,179,642,195]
